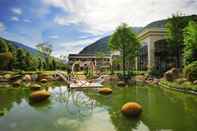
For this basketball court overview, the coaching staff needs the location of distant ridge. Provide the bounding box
[145,14,197,29]
[79,15,197,55]
[0,37,39,54]
[79,27,143,55]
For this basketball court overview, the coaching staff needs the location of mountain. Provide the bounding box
[79,27,143,55]
[144,14,197,29]
[80,36,111,55]
[80,15,197,55]
[0,37,39,54]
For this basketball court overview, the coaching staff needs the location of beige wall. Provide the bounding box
[137,28,166,70]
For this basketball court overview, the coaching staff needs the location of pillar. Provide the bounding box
[147,37,155,70]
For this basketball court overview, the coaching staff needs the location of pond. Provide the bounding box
[0,84,197,131]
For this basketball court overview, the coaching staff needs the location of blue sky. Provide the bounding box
[0,0,196,57]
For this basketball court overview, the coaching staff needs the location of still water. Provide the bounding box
[0,84,197,131]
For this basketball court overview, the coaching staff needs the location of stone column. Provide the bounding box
[147,37,155,70]
[135,57,138,71]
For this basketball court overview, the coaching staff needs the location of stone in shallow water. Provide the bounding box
[23,74,32,81]
[121,102,142,117]
[30,84,42,91]
[98,88,112,95]
[40,79,47,83]
[30,90,50,102]
[13,79,22,87]
[193,80,197,84]
[117,81,126,86]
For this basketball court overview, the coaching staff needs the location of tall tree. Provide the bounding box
[0,40,13,70]
[24,52,34,70]
[37,57,43,70]
[52,59,56,70]
[0,39,8,53]
[109,23,140,82]
[7,43,16,70]
[36,42,53,70]
[165,14,194,68]
[183,21,197,65]
[15,48,26,70]
[36,42,52,56]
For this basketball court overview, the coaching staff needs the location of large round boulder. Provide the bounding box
[164,68,179,81]
[98,88,112,95]
[121,102,142,117]
[30,90,50,102]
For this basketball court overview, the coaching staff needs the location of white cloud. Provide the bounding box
[0,22,6,32]
[52,37,100,57]
[49,35,59,39]
[11,16,19,21]
[54,15,81,26]
[44,0,197,35]
[11,8,22,15]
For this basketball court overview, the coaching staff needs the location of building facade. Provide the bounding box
[136,27,167,71]
[68,54,112,71]
[136,19,180,72]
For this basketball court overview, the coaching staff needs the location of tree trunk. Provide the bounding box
[122,44,126,83]
[176,45,181,68]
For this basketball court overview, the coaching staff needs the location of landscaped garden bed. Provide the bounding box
[159,79,197,95]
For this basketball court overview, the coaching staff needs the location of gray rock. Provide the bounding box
[193,80,197,84]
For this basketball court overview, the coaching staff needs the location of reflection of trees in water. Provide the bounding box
[85,85,197,131]
[52,87,96,119]
[0,88,30,115]
[85,85,141,131]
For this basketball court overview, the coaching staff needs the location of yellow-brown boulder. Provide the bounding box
[30,90,50,102]
[121,102,142,117]
[98,88,112,95]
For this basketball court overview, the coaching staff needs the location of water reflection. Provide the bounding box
[49,86,96,118]
[86,84,197,131]
[0,85,197,131]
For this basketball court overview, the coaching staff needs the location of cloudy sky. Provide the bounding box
[0,0,196,57]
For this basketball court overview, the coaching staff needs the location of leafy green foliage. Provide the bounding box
[36,43,52,56]
[109,23,140,82]
[0,39,8,53]
[184,61,197,81]
[148,68,161,78]
[165,14,197,68]
[165,14,185,68]
[0,38,67,71]
[183,21,197,65]
[0,52,13,69]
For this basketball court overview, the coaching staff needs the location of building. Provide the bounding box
[68,54,112,71]
[136,20,177,72]
[137,15,197,71]
[69,15,197,72]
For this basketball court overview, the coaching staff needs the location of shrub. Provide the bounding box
[184,61,197,81]
[117,71,133,81]
[148,68,161,78]
[0,52,13,70]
